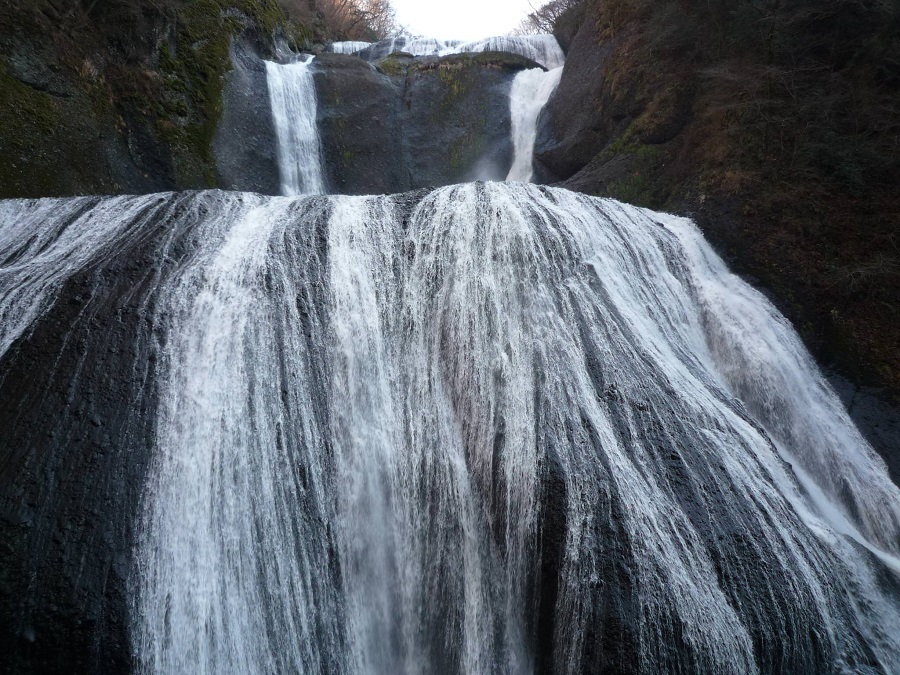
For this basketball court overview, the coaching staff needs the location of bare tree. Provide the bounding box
[280,0,399,39]
[514,0,581,35]
[355,0,399,38]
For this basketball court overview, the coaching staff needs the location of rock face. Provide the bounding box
[0,195,203,674]
[213,41,282,196]
[0,23,173,199]
[212,48,539,196]
[534,21,617,182]
[0,0,309,200]
[828,372,900,486]
[533,0,900,456]
[314,51,539,194]
[401,53,529,188]
[313,53,409,195]
[0,1,538,201]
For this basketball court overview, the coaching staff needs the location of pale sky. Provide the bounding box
[391,0,535,40]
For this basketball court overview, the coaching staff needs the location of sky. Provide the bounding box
[391,0,536,40]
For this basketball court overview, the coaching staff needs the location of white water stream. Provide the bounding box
[329,34,566,70]
[506,67,563,182]
[266,56,325,196]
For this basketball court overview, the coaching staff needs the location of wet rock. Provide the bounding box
[828,371,900,484]
[313,53,409,195]
[213,39,281,196]
[534,22,622,182]
[313,51,536,194]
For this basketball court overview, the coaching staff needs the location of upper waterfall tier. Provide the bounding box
[327,34,566,70]
[507,67,564,182]
[0,183,897,673]
[266,56,325,196]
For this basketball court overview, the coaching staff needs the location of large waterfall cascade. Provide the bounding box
[266,54,326,196]
[2,14,900,675]
[1,184,898,674]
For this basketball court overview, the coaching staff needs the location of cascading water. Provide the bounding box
[3,184,898,674]
[326,40,374,55]
[334,34,565,70]
[324,33,566,184]
[457,35,566,70]
[506,66,563,182]
[266,55,325,196]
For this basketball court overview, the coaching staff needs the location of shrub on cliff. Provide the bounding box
[515,0,583,34]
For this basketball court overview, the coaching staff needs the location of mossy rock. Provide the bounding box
[0,58,126,199]
[375,52,413,77]
[154,0,290,186]
[0,61,63,197]
[0,0,315,197]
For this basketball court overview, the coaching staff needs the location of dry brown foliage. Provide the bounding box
[278,0,399,39]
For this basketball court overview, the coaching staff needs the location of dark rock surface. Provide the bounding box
[314,51,538,194]
[402,53,529,189]
[552,2,586,55]
[0,0,309,200]
[214,40,282,196]
[313,53,409,195]
[534,21,619,183]
[828,372,900,486]
[0,195,198,674]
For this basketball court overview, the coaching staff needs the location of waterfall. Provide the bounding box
[458,35,566,70]
[343,34,565,70]
[506,67,563,182]
[327,40,373,55]
[4,184,896,674]
[266,56,325,196]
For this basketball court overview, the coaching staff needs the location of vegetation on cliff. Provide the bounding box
[546,0,900,399]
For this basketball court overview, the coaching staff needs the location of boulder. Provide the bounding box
[534,22,625,183]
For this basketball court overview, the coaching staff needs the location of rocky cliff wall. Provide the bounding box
[537,0,900,415]
[313,51,539,194]
[0,0,312,199]
[0,195,203,673]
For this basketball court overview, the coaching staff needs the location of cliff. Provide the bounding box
[313,51,538,194]
[538,0,900,406]
[0,0,313,199]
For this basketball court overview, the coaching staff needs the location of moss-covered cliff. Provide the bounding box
[539,0,900,402]
[0,0,316,198]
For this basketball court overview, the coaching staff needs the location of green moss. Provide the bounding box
[0,60,63,197]
[377,54,409,78]
[0,64,58,138]
[604,173,654,207]
[438,66,465,103]
[0,0,315,197]
[598,140,671,208]
[153,0,298,186]
[449,125,487,172]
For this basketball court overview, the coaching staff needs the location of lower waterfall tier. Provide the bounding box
[0,183,898,674]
